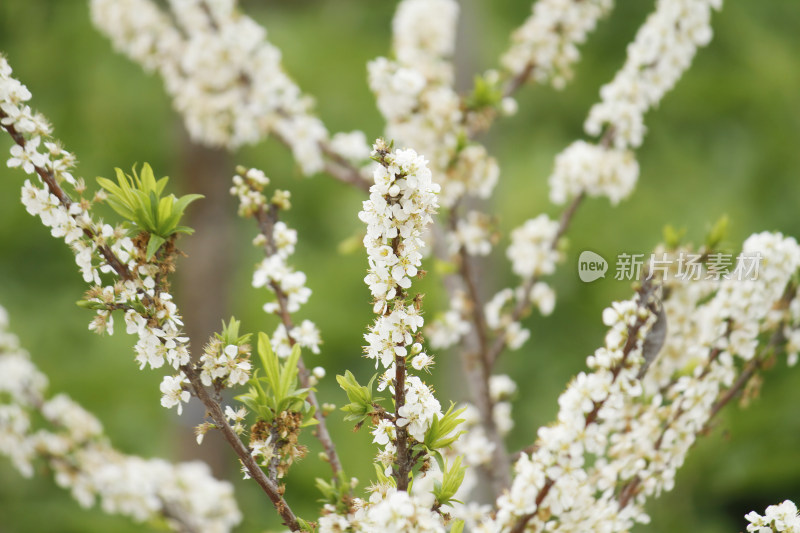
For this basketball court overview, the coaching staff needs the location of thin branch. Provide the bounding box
[430,219,512,495]
[508,287,655,532]
[318,140,372,192]
[0,117,303,531]
[389,233,413,491]
[182,364,301,531]
[509,477,555,533]
[487,191,585,367]
[0,115,135,283]
[252,201,347,484]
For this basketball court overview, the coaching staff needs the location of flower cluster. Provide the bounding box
[585,0,723,149]
[481,214,562,351]
[354,141,451,518]
[746,500,800,533]
[392,0,459,81]
[0,306,241,533]
[2,54,196,415]
[549,140,639,205]
[198,338,251,389]
[448,210,494,257]
[2,55,95,283]
[426,289,471,350]
[359,143,440,310]
[547,0,721,207]
[502,0,614,89]
[231,167,321,358]
[90,0,333,173]
[484,232,800,532]
[368,0,501,209]
[319,489,444,533]
[507,214,562,279]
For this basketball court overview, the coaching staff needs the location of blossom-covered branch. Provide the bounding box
[485,232,800,532]
[745,500,800,532]
[90,0,371,188]
[0,306,241,533]
[501,0,615,93]
[230,166,345,485]
[0,53,305,531]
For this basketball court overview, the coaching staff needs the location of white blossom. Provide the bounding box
[159,373,190,415]
[549,140,639,205]
[507,214,562,279]
[745,500,800,533]
[90,0,329,171]
[0,309,241,532]
[503,0,614,89]
[585,0,723,150]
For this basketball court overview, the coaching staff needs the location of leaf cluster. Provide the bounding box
[336,371,382,425]
[236,333,317,428]
[96,163,203,259]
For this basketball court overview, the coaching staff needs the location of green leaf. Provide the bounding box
[337,371,379,424]
[433,456,466,508]
[75,299,108,310]
[450,520,465,533]
[663,224,686,249]
[145,234,166,260]
[706,214,729,250]
[465,74,502,111]
[157,194,174,231]
[217,317,251,346]
[280,343,302,399]
[140,162,157,192]
[424,403,466,451]
[97,163,203,244]
[258,332,281,393]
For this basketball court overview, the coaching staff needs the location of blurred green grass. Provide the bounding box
[1,0,799,531]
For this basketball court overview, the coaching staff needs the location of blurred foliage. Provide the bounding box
[1,0,799,531]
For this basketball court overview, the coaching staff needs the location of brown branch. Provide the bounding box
[386,231,413,492]
[394,344,412,491]
[252,201,347,485]
[182,364,301,531]
[707,355,765,424]
[0,114,135,283]
[503,61,536,99]
[1,113,304,530]
[318,140,372,192]
[448,209,490,358]
[617,303,793,510]
[430,219,512,495]
[584,292,652,428]
[510,477,555,533]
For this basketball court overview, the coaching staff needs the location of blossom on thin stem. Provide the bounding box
[0,306,241,532]
[585,0,723,150]
[369,0,501,208]
[745,500,800,533]
[485,232,800,532]
[502,0,615,90]
[91,0,372,180]
[359,140,442,476]
[230,166,320,358]
[549,0,723,207]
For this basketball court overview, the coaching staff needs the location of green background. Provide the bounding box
[1,0,799,531]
